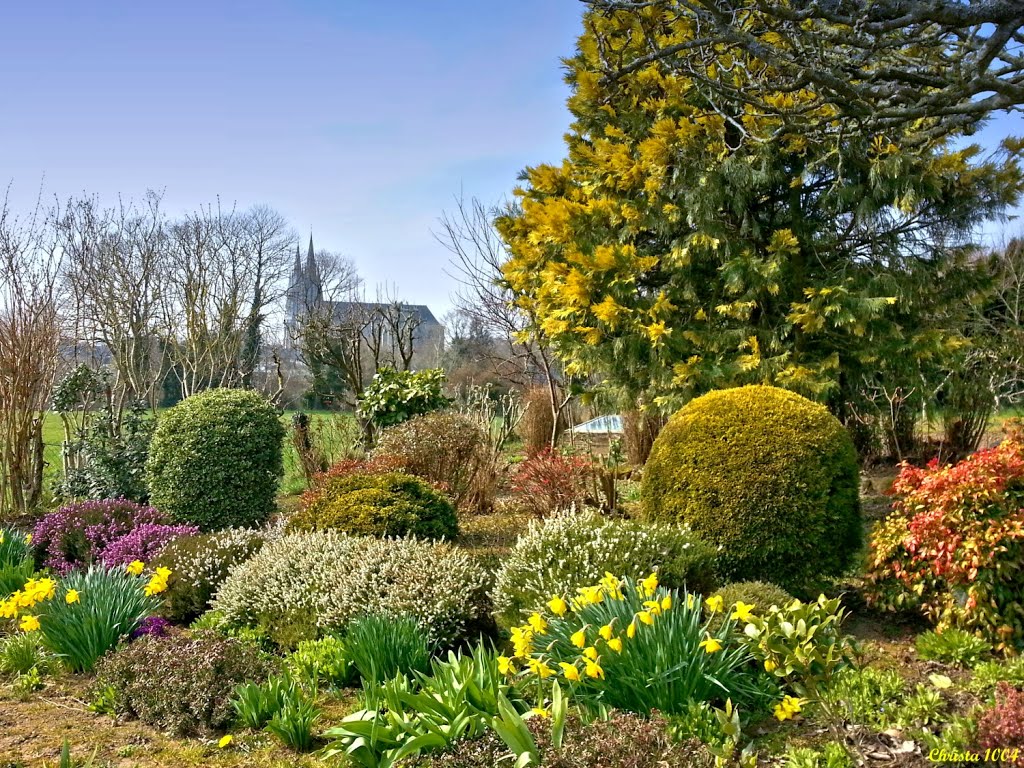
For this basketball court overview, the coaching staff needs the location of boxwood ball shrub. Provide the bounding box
[213,531,489,648]
[492,508,716,627]
[641,385,861,592]
[146,388,285,531]
[288,472,457,540]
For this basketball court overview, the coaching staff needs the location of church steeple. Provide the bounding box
[306,235,316,273]
[292,241,302,280]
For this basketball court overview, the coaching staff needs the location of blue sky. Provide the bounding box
[2,1,1022,318]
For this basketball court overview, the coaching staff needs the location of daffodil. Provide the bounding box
[64,589,80,605]
[530,707,551,718]
[528,658,555,679]
[218,734,233,748]
[643,600,663,617]
[126,560,144,576]
[731,601,756,623]
[705,595,724,613]
[626,621,637,639]
[547,595,568,617]
[570,628,587,648]
[699,637,723,654]
[637,611,654,626]
[773,695,803,721]
[764,659,778,673]
[584,659,604,679]
[527,613,547,634]
[558,662,581,681]
[607,637,623,653]
[598,623,614,641]
[661,595,672,611]
[583,645,599,661]
[19,614,40,632]
[498,656,516,675]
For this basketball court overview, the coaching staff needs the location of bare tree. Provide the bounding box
[0,192,63,517]
[58,192,168,415]
[437,194,573,448]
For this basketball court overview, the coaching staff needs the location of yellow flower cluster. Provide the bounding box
[0,577,56,620]
[501,572,674,686]
[773,695,804,721]
[143,566,171,597]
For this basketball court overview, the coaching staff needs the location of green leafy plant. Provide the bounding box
[35,566,160,672]
[288,472,458,540]
[285,636,355,689]
[146,388,285,531]
[916,628,991,667]
[0,526,33,598]
[784,743,855,768]
[821,666,947,731]
[232,675,301,729]
[493,508,716,627]
[0,632,51,676]
[266,694,321,752]
[969,657,1024,696]
[642,385,861,593]
[346,614,432,684]
[357,368,450,431]
[736,595,854,709]
[323,641,518,768]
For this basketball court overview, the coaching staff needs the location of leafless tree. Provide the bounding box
[0,192,64,517]
[58,192,168,416]
[437,194,573,448]
[583,0,1024,147]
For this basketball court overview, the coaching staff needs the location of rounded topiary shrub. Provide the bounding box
[492,508,717,627]
[145,389,285,531]
[289,472,457,540]
[641,385,861,593]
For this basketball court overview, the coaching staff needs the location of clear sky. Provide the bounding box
[2,1,1022,319]
[1,0,584,317]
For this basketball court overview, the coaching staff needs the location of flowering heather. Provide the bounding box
[99,524,199,568]
[977,682,1024,759]
[33,500,167,574]
[131,615,173,639]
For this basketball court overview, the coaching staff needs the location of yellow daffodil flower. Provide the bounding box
[558,662,581,681]
[528,658,555,678]
[571,628,587,648]
[583,646,599,661]
[774,696,803,721]
[527,613,547,634]
[64,589,80,605]
[764,659,778,673]
[498,656,516,675]
[731,601,756,623]
[661,595,672,612]
[126,560,144,576]
[626,621,637,639]
[530,707,550,718]
[699,637,723,654]
[598,623,614,641]
[639,573,659,598]
[547,595,568,616]
[705,595,724,613]
[637,611,654,626]
[584,659,604,679]
[608,637,623,653]
[19,614,40,632]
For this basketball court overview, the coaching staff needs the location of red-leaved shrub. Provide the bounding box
[865,439,1024,650]
[509,449,594,518]
[978,683,1024,763]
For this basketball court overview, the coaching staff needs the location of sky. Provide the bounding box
[2,2,1022,320]
[1,0,584,318]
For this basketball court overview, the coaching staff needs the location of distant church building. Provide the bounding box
[284,236,444,367]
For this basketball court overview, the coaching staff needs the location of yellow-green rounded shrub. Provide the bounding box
[288,473,457,540]
[641,385,860,593]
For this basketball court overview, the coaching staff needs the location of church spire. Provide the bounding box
[306,235,316,273]
[292,241,302,278]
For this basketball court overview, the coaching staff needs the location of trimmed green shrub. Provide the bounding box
[373,412,490,512]
[152,528,265,624]
[492,508,716,627]
[95,630,275,736]
[641,385,861,592]
[213,531,489,648]
[146,388,285,531]
[288,472,458,540]
[707,581,794,632]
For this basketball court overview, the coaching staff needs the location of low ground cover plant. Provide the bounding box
[492,508,716,627]
[916,628,992,667]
